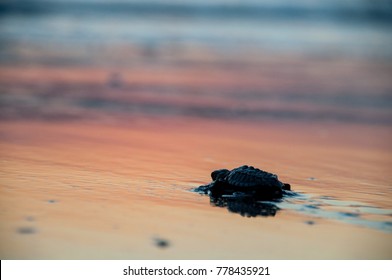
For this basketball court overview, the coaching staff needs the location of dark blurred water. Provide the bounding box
[1,0,392,58]
[1,0,392,125]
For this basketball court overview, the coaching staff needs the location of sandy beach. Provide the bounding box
[1,0,392,260]
[1,114,391,259]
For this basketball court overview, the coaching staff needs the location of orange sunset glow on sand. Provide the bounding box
[1,0,392,260]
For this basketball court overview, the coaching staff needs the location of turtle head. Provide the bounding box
[211,169,230,181]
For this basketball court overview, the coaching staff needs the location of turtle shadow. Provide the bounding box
[209,194,280,218]
[194,184,297,218]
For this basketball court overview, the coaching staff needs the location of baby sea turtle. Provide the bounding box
[195,165,291,201]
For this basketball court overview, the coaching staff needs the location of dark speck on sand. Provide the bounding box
[305,204,320,210]
[17,226,36,234]
[153,237,170,249]
[340,212,360,218]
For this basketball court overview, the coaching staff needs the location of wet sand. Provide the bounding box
[1,0,392,262]
[0,116,391,259]
[1,34,392,259]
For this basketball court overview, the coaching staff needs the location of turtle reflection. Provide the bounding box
[209,195,279,217]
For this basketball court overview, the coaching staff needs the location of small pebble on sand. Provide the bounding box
[17,226,36,234]
[153,237,170,248]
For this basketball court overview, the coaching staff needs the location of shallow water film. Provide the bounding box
[0,0,391,259]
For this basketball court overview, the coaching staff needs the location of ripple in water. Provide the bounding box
[194,188,392,233]
[279,193,392,233]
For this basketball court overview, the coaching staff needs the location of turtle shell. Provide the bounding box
[225,165,283,189]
